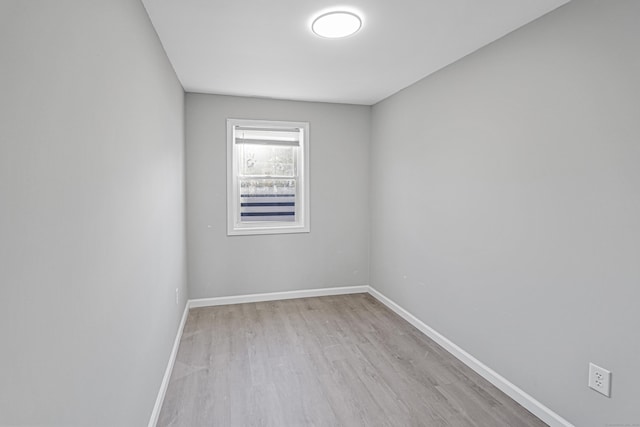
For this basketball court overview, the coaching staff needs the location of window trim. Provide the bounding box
[227,118,310,236]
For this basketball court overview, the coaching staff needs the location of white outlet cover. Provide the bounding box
[588,362,612,397]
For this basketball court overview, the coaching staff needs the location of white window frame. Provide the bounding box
[227,118,310,236]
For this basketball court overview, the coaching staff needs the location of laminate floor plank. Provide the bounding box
[158,294,547,427]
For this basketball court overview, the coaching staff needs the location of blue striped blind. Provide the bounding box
[240,193,296,222]
[239,177,296,222]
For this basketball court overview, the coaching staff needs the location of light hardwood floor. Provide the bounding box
[158,294,547,426]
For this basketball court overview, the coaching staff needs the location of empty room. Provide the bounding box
[1,0,638,426]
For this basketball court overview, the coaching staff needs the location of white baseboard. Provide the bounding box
[367,286,573,427]
[148,302,190,427]
[188,285,369,308]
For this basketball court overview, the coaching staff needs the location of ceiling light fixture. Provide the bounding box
[312,11,362,39]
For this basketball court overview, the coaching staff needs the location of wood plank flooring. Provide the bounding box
[158,294,547,427]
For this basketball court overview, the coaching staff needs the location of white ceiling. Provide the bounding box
[141,0,570,105]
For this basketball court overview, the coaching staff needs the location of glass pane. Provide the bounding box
[239,178,296,222]
[239,143,296,177]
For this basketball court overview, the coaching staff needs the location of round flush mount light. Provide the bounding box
[312,11,362,39]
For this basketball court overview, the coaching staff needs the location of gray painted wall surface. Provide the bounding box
[0,1,186,426]
[370,1,639,426]
[186,94,370,299]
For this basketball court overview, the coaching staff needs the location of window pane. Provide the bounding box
[239,143,296,177]
[239,178,296,222]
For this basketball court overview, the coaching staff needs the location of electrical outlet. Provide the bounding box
[588,362,611,397]
[175,288,179,305]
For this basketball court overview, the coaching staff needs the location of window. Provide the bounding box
[227,118,310,235]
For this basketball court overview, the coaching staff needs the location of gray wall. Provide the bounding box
[0,1,186,426]
[186,94,370,299]
[370,0,640,426]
